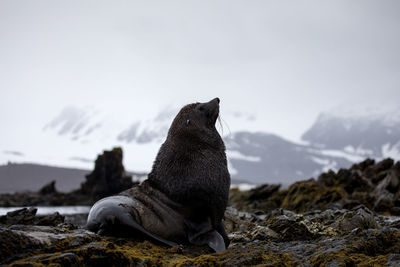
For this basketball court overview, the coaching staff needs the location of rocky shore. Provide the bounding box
[1,203,399,266]
[1,156,400,266]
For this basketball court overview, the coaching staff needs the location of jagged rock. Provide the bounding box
[223,207,253,233]
[317,168,372,194]
[0,207,37,225]
[247,184,280,200]
[279,179,347,213]
[80,147,134,201]
[335,205,379,233]
[0,207,64,226]
[229,158,400,215]
[350,158,376,172]
[39,180,57,195]
[0,148,136,207]
[249,225,280,241]
[266,214,319,241]
[364,158,394,184]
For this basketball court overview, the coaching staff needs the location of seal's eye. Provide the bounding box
[186,119,190,125]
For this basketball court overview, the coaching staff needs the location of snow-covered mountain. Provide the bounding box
[302,105,400,160]
[224,105,400,184]
[2,104,399,186]
[43,105,175,145]
[225,132,355,185]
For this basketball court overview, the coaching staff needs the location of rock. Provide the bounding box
[279,179,346,213]
[0,207,64,226]
[374,191,395,213]
[249,225,280,241]
[386,168,400,193]
[1,207,400,266]
[387,254,400,267]
[229,158,400,215]
[351,227,400,256]
[364,158,394,184]
[2,157,400,265]
[39,180,57,195]
[267,214,318,241]
[335,205,379,233]
[0,224,97,264]
[318,168,372,194]
[80,147,134,201]
[223,207,253,233]
[0,207,37,225]
[0,147,136,207]
[350,158,376,172]
[279,179,320,212]
[247,184,280,200]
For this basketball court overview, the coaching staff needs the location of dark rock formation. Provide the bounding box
[0,147,136,206]
[230,158,400,215]
[39,180,57,195]
[80,147,134,201]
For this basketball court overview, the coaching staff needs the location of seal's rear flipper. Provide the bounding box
[118,212,177,247]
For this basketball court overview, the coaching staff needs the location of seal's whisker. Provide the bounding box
[218,116,232,138]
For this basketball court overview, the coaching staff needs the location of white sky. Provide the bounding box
[1,0,400,145]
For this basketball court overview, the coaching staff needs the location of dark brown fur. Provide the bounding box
[87,98,231,251]
[148,98,231,246]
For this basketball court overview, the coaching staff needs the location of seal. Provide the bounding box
[86,98,231,252]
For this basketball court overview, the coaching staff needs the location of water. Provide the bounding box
[0,206,90,216]
[0,184,258,216]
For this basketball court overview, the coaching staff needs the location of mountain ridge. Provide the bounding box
[2,104,399,186]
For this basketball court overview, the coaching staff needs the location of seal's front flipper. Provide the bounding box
[216,221,230,248]
[186,219,226,252]
[207,231,225,253]
[190,230,225,252]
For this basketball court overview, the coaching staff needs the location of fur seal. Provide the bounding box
[86,98,231,252]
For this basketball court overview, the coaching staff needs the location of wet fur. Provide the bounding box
[148,99,231,246]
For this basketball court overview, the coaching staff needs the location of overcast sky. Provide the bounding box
[1,0,400,143]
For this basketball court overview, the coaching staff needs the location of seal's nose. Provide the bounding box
[213,97,220,104]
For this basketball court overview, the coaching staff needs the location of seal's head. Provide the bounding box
[167,97,222,148]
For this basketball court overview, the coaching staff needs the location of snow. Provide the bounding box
[310,156,330,165]
[325,104,400,122]
[343,145,374,156]
[310,156,338,173]
[321,160,338,173]
[227,150,261,162]
[308,148,365,163]
[381,142,400,161]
